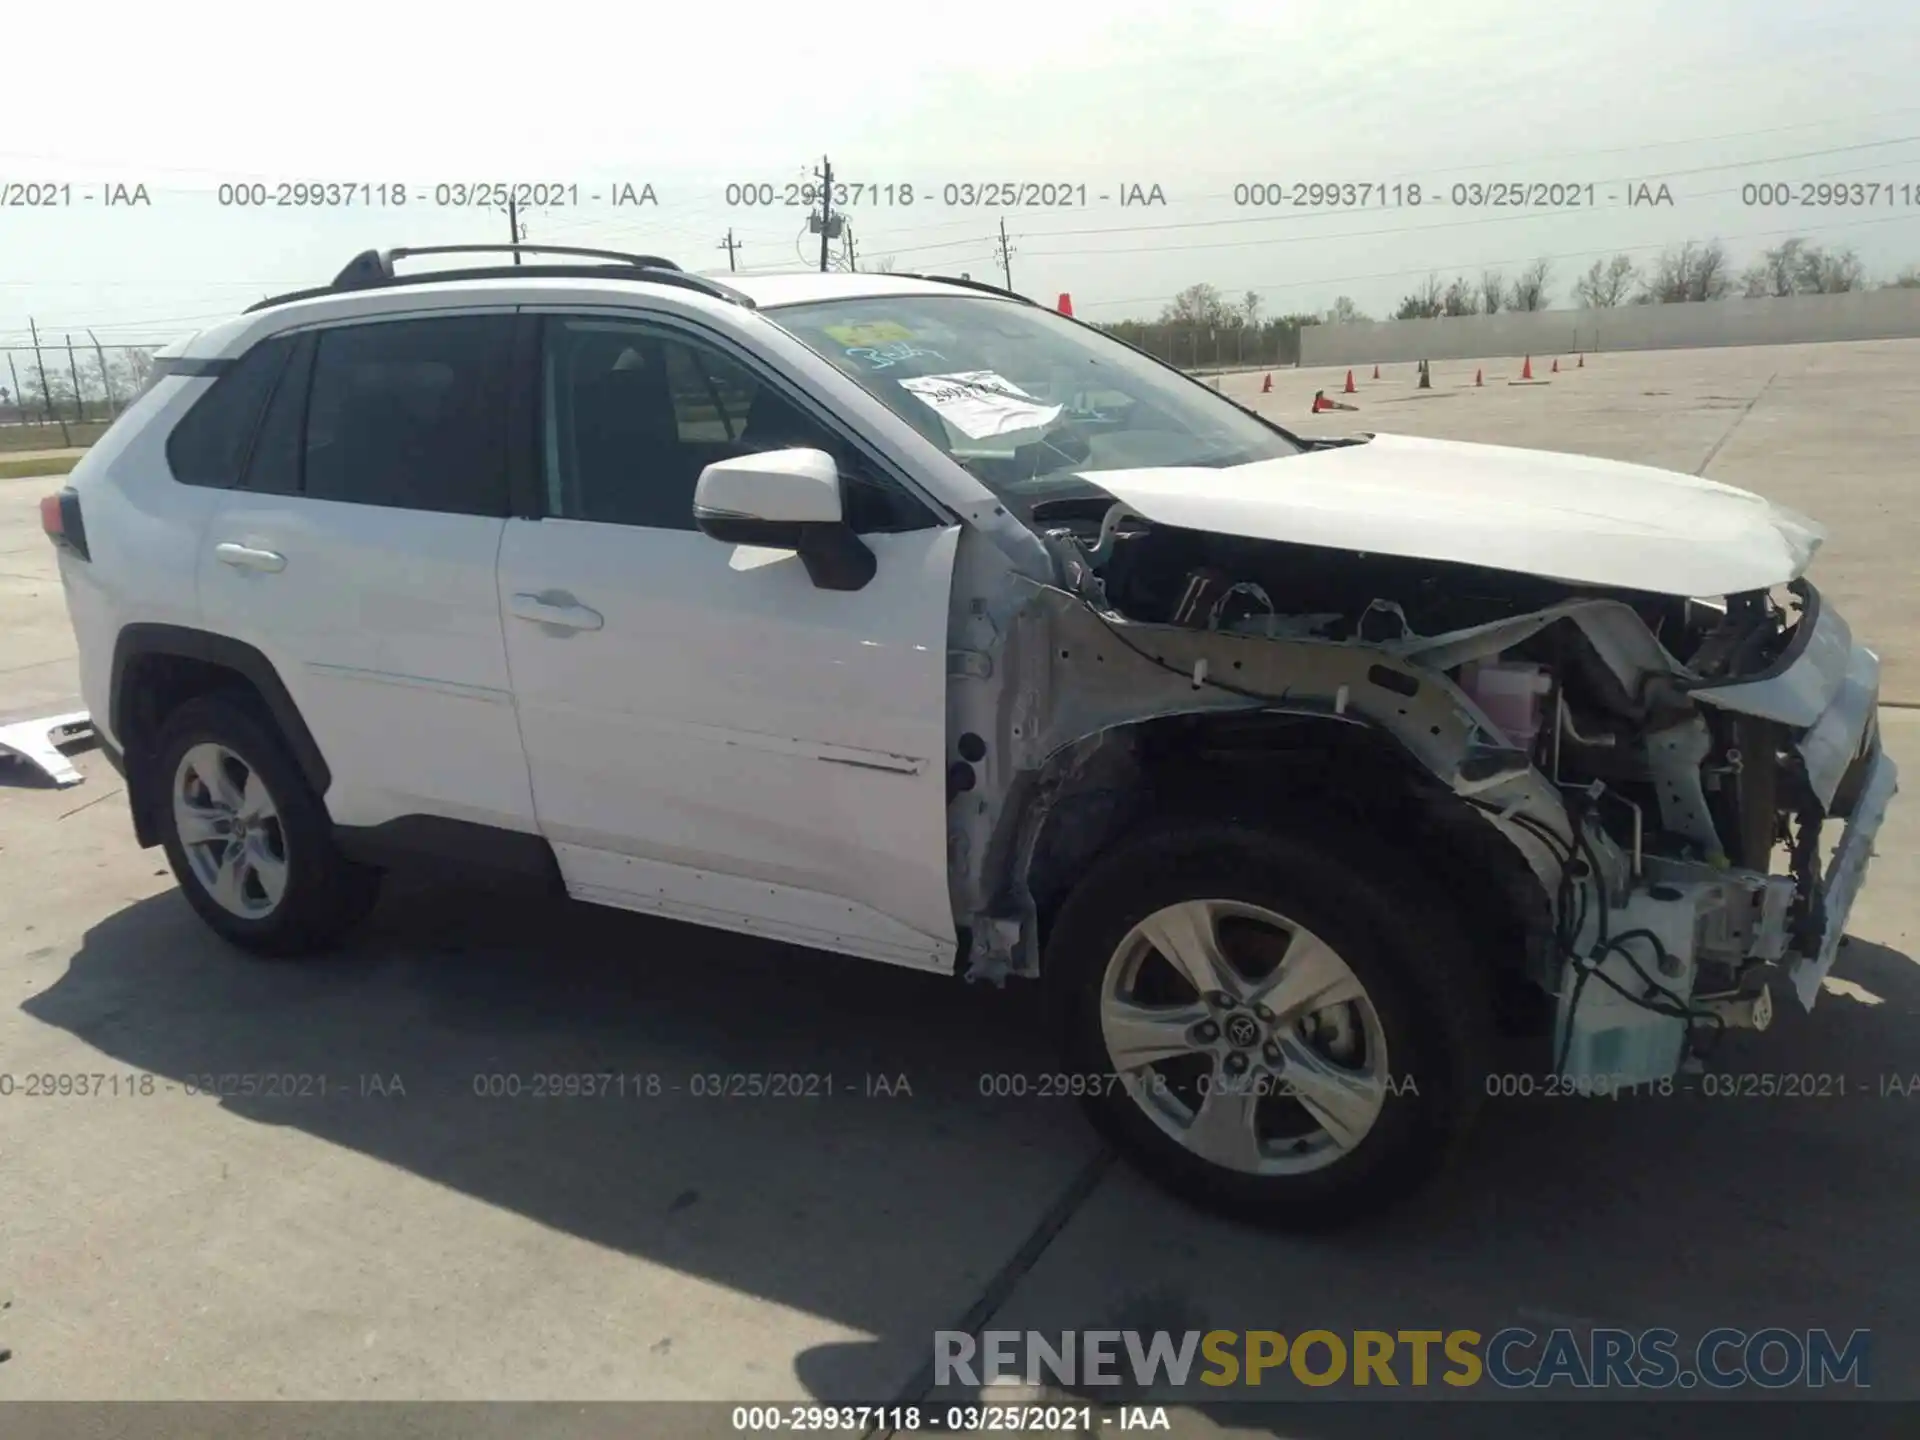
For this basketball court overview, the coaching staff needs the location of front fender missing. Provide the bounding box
[951,583,1579,983]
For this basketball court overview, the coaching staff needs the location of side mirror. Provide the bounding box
[692,448,876,592]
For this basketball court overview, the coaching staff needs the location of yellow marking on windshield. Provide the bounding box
[824,320,916,346]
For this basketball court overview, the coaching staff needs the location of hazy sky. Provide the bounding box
[5,0,1919,350]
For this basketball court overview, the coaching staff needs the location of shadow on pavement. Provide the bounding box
[21,880,1920,1414]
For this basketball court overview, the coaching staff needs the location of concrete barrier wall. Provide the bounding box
[1299,287,1920,366]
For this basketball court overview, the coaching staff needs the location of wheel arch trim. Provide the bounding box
[109,624,331,844]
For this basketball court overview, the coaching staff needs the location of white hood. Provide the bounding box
[1087,433,1824,596]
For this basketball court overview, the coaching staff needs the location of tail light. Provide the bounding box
[41,487,89,561]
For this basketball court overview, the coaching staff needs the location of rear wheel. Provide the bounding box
[1044,817,1492,1228]
[154,693,379,956]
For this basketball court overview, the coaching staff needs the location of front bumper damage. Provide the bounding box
[1796,741,1898,1009]
[1538,598,1897,1085]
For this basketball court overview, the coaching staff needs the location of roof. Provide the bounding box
[704,270,1016,308]
[176,254,1031,360]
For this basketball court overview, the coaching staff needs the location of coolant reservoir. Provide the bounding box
[1460,662,1552,749]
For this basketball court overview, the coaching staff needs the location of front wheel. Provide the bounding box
[1044,818,1492,1228]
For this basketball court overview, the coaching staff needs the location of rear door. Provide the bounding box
[496,308,961,970]
[194,310,537,835]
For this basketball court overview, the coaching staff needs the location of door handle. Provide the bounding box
[510,593,604,631]
[214,542,286,573]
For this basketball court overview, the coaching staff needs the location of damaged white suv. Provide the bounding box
[48,246,1898,1227]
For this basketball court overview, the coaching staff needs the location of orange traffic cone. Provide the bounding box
[1521,355,1534,380]
[1475,368,1483,387]
[1261,372,1273,393]
[1312,390,1329,413]
[1343,369,1356,394]
[1372,364,1380,380]
[1551,357,1560,373]
[1057,293,1073,316]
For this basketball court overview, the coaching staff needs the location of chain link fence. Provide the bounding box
[0,341,163,451]
[1095,320,1310,371]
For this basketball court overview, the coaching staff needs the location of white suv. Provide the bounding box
[46,243,1898,1227]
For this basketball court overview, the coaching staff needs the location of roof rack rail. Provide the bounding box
[890,272,1035,304]
[244,245,757,315]
[330,244,681,288]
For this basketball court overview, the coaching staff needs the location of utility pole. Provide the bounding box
[508,196,522,264]
[718,228,742,272]
[996,218,1015,290]
[814,155,835,273]
[841,222,857,272]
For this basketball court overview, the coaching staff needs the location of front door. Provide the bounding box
[497,310,960,970]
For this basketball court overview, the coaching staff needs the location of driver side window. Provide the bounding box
[540,316,936,533]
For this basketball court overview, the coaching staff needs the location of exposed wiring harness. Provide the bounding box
[1085,595,1732,1076]
[1469,792,1727,1074]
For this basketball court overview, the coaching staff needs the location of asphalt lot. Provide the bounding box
[1,338,1916,1434]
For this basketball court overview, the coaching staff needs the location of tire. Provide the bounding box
[152,691,380,956]
[1043,816,1493,1229]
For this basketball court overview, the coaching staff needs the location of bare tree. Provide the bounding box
[1441,275,1479,317]
[1742,238,1808,298]
[870,254,899,274]
[1803,245,1865,293]
[1688,241,1733,301]
[1325,295,1368,324]
[1743,239,1866,297]
[1638,240,1733,303]
[20,366,77,416]
[1479,270,1505,314]
[1393,273,1446,320]
[1161,283,1234,327]
[1508,257,1553,311]
[1887,264,1920,289]
[111,349,156,396]
[1573,255,1638,308]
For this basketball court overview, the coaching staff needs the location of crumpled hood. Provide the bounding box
[1086,432,1824,596]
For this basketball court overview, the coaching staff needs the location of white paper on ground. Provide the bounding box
[898,370,1063,439]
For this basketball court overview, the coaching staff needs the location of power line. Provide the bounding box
[1018,152,1920,262]
[8,96,1915,192]
[691,131,1920,278]
[1003,135,1920,247]
[1073,209,1920,313]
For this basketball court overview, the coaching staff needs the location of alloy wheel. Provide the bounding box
[1098,898,1390,1175]
[172,742,290,919]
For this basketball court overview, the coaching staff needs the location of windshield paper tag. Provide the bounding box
[899,370,1063,439]
[825,320,916,346]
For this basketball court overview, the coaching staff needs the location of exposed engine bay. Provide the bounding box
[949,485,1898,1091]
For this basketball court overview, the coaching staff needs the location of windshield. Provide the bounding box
[768,294,1300,496]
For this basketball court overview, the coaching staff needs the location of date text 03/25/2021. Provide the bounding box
[728,1404,1170,1432]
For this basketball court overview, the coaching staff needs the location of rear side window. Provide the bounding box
[303,315,513,516]
[239,334,316,496]
[165,336,294,487]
